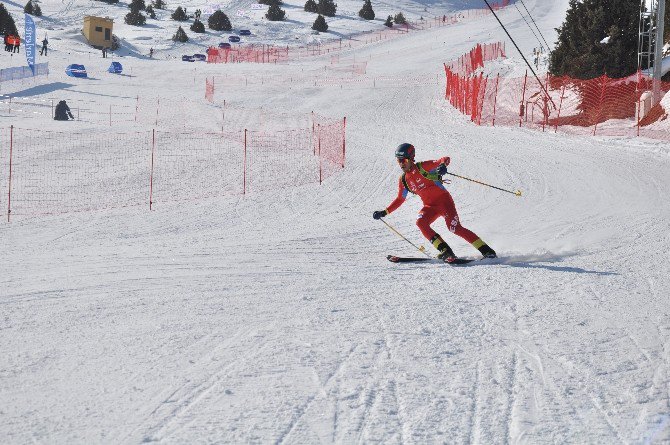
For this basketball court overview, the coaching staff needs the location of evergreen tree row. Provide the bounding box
[24,0,42,16]
[0,3,17,35]
[549,0,639,79]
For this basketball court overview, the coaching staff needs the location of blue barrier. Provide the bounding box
[193,54,206,61]
[65,64,87,78]
[108,61,123,74]
[228,36,241,43]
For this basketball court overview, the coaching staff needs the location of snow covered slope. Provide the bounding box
[2,0,670,443]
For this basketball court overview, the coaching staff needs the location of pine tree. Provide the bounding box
[23,0,33,15]
[259,0,282,5]
[146,4,156,18]
[549,0,639,79]
[317,0,336,17]
[172,26,188,42]
[125,7,146,25]
[312,14,328,31]
[33,2,41,15]
[190,18,205,33]
[384,15,393,27]
[304,0,317,13]
[393,12,406,25]
[208,10,231,31]
[358,0,374,20]
[128,0,145,10]
[153,0,165,9]
[265,3,286,21]
[171,6,188,21]
[0,4,18,36]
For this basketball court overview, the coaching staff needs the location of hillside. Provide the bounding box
[2,0,670,443]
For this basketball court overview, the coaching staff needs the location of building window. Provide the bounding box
[95,26,102,32]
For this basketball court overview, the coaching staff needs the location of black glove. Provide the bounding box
[436,163,448,175]
[373,210,387,220]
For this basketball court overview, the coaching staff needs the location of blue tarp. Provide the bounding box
[65,64,87,78]
[108,61,123,74]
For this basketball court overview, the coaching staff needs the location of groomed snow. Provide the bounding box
[2,0,670,443]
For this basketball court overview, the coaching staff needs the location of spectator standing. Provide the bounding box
[40,36,48,56]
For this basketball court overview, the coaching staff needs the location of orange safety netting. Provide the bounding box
[206,1,512,64]
[0,116,346,220]
[445,44,670,139]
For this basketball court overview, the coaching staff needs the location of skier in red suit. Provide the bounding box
[373,143,496,262]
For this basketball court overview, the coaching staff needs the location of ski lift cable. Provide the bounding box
[518,0,551,50]
[514,2,546,51]
[482,0,557,109]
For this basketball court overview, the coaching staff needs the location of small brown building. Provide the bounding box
[82,16,113,49]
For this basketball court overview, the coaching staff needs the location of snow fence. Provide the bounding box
[444,43,670,139]
[0,115,346,220]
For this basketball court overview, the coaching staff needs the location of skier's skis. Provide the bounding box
[387,255,474,265]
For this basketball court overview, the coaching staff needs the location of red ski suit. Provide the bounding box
[385,159,479,244]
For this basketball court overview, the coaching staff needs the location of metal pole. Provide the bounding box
[7,125,14,222]
[243,129,247,195]
[149,129,155,210]
[653,0,666,103]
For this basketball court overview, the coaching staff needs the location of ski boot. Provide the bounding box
[478,244,497,259]
[431,234,458,263]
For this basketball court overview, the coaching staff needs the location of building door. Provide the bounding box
[105,28,111,41]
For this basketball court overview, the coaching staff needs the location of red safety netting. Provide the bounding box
[445,44,670,140]
[1,117,346,220]
[206,1,512,64]
[0,127,151,218]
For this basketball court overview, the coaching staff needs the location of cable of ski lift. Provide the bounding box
[482,0,557,109]
[518,0,551,50]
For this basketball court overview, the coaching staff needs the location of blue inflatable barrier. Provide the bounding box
[108,61,123,74]
[182,55,195,62]
[65,64,87,78]
[193,54,206,61]
[218,42,231,49]
[228,36,241,43]
[239,29,251,36]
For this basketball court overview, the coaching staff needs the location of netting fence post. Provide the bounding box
[555,84,566,133]
[318,124,322,185]
[243,129,247,195]
[593,75,608,136]
[149,129,155,210]
[519,70,528,127]
[342,116,346,168]
[135,96,139,122]
[492,73,500,126]
[7,125,13,222]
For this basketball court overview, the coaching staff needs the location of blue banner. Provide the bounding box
[24,14,36,74]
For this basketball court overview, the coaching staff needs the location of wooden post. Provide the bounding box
[555,84,566,133]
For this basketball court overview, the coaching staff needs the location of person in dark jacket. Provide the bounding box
[54,100,74,121]
[40,37,48,56]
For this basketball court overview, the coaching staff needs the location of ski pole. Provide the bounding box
[379,218,433,258]
[444,172,522,196]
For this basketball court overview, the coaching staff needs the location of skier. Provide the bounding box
[373,143,496,262]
